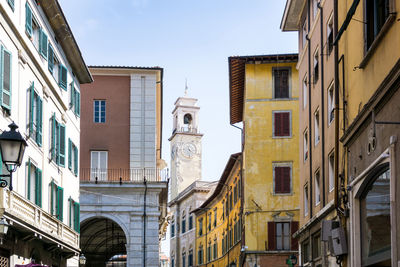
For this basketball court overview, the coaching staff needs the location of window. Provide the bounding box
[182,252,186,267]
[58,65,67,90]
[50,114,66,167]
[0,45,12,111]
[273,111,291,137]
[188,214,193,230]
[229,191,233,211]
[171,220,175,238]
[207,242,211,262]
[25,3,33,37]
[313,49,319,84]
[303,75,307,109]
[314,109,320,145]
[302,241,310,264]
[328,84,334,124]
[208,212,212,230]
[68,139,78,176]
[213,209,217,227]
[94,100,106,123]
[182,212,186,233]
[198,245,204,265]
[198,218,203,236]
[70,82,81,116]
[69,198,80,232]
[273,68,290,99]
[188,250,193,267]
[315,170,321,205]
[213,241,217,259]
[360,168,390,266]
[276,222,290,250]
[328,152,334,192]
[312,233,321,259]
[28,82,43,146]
[238,177,242,198]
[222,234,226,254]
[50,181,63,222]
[39,28,48,60]
[327,15,334,55]
[302,20,307,49]
[274,164,291,194]
[48,43,55,74]
[90,151,108,180]
[365,0,390,50]
[304,185,309,216]
[26,159,42,207]
[304,130,308,161]
[171,257,175,267]
[225,196,229,217]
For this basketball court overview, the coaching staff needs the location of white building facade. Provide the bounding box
[0,0,91,266]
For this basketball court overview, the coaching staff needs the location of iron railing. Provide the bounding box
[80,168,168,183]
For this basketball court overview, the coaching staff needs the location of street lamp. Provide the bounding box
[0,218,9,245]
[0,122,27,191]
[79,254,86,266]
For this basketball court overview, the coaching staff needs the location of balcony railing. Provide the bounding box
[172,126,199,135]
[0,189,79,250]
[80,168,168,182]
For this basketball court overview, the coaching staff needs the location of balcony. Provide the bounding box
[172,126,199,135]
[80,168,168,183]
[0,189,79,252]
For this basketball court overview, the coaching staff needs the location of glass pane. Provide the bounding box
[361,169,391,266]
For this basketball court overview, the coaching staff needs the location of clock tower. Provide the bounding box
[169,95,203,200]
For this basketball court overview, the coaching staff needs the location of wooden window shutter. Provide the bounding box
[48,44,54,73]
[35,168,42,207]
[59,124,66,167]
[74,146,78,176]
[275,167,283,193]
[274,113,282,136]
[36,97,42,146]
[51,114,56,161]
[75,90,80,116]
[68,139,72,170]
[70,82,75,109]
[291,221,299,250]
[282,167,291,193]
[74,202,80,233]
[39,29,48,60]
[59,65,67,90]
[1,48,12,110]
[29,82,34,136]
[268,221,276,250]
[25,3,32,37]
[282,112,290,136]
[27,159,31,200]
[56,186,64,221]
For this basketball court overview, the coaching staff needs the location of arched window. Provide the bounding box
[184,113,192,125]
[360,167,390,266]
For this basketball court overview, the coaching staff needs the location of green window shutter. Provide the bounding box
[59,124,65,167]
[56,186,64,221]
[39,29,48,60]
[68,138,72,170]
[27,159,31,200]
[70,82,75,109]
[58,65,67,90]
[50,181,55,215]
[75,90,80,117]
[25,3,32,37]
[68,198,72,227]
[36,97,42,146]
[74,146,78,176]
[74,202,80,233]
[29,82,34,137]
[48,44,54,73]
[51,114,56,161]
[7,0,15,11]
[35,168,42,207]
[1,47,12,110]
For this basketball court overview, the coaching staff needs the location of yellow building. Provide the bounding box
[193,153,242,267]
[229,54,300,267]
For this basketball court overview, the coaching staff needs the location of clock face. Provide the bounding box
[182,143,197,159]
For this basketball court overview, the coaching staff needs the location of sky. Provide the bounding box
[58,0,297,255]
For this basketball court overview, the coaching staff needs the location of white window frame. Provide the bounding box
[90,151,108,181]
[304,184,309,216]
[304,129,309,161]
[328,82,335,125]
[93,100,106,123]
[314,109,320,145]
[328,151,335,192]
[315,170,321,206]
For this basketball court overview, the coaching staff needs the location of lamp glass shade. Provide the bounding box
[0,218,9,235]
[0,139,25,166]
[79,255,86,265]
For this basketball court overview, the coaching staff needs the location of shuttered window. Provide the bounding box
[0,46,12,111]
[58,65,67,90]
[268,221,299,251]
[39,28,48,60]
[26,159,42,207]
[274,166,291,194]
[273,112,291,137]
[48,44,55,73]
[50,182,64,222]
[274,69,290,98]
[7,0,14,11]
[25,3,33,36]
[70,82,80,116]
[68,139,79,176]
[69,198,80,233]
[28,82,43,146]
[50,114,66,167]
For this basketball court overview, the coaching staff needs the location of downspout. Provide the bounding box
[231,124,244,266]
[318,2,326,207]
[333,0,340,211]
[143,177,148,267]
[307,0,313,219]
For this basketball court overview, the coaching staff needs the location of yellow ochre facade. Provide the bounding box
[229,54,300,267]
[194,153,242,267]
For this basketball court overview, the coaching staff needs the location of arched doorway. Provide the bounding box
[80,217,127,267]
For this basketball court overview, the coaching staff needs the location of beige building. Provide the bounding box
[281,0,341,266]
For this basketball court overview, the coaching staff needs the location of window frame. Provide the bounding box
[272,67,291,99]
[304,184,309,216]
[314,169,321,206]
[314,108,320,145]
[327,13,334,56]
[302,74,307,109]
[275,222,291,251]
[328,151,335,192]
[303,129,309,161]
[272,110,292,138]
[273,162,292,195]
[90,150,108,181]
[94,100,106,123]
[313,48,319,84]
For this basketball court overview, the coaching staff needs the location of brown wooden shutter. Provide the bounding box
[274,113,281,136]
[291,221,299,250]
[282,112,290,136]
[282,167,291,193]
[275,167,282,193]
[268,221,276,250]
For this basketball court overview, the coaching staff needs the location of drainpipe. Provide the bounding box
[231,123,244,266]
[307,0,313,219]
[333,0,340,211]
[143,177,147,267]
[318,1,326,207]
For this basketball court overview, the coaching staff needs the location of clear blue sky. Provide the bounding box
[59,0,297,254]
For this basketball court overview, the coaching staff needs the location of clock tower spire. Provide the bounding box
[169,93,203,200]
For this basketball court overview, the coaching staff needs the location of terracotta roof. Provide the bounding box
[228,54,298,124]
[192,153,241,214]
[89,65,163,70]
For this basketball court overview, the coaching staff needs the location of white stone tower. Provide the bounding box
[169,95,203,200]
